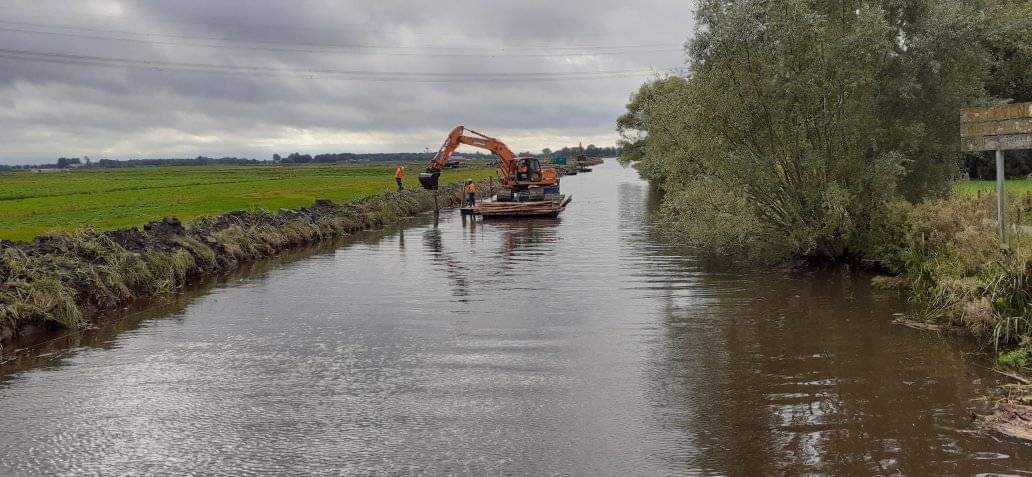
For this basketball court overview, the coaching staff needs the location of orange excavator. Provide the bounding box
[419,126,560,202]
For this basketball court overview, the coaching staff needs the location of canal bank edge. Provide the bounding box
[0,179,500,350]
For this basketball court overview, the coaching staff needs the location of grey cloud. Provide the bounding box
[0,0,692,163]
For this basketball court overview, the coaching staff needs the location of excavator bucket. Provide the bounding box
[418,172,441,190]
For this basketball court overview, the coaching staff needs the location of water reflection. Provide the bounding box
[493,220,561,262]
[641,261,1021,474]
[0,161,1029,475]
[422,224,473,298]
[0,240,349,385]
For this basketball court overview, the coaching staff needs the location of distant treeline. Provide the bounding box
[540,145,621,158]
[0,156,262,170]
[0,144,621,170]
[96,157,264,168]
[272,152,490,164]
[273,146,622,165]
[0,157,87,170]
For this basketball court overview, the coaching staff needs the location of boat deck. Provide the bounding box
[461,194,572,218]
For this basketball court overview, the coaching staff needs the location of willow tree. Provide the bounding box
[621,0,993,260]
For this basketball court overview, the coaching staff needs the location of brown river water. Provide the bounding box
[1,160,1031,475]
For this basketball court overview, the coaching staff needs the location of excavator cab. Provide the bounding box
[513,157,543,184]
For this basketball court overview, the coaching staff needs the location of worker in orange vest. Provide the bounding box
[464,179,477,206]
[394,163,405,191]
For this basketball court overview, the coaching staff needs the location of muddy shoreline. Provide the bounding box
[0,180,498,351]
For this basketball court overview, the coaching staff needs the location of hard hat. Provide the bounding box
[466,178,473,182]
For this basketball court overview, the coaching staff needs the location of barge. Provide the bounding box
[461,194,572,218]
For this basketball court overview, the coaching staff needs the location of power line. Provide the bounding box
[0,16,676,49]
[0,25,681,58]
[0,19,680,54]
[0,47,674,82]
[0,47,654,77]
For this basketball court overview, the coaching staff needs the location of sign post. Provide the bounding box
[961,102,1032,248]
[997,149,1007,245]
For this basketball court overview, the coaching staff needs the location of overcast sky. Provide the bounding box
[0,0,693,164]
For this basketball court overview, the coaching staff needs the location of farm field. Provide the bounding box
[0,163,495,241]
[954,179,1032,196]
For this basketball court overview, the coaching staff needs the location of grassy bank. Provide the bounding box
[0,179,499,348]
[0,164,493,241]
[955,180,1032,197]
[873,192,1032,365]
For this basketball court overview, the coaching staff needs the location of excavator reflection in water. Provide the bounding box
[420,215,560,299]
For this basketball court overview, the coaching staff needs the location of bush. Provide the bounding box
[655,178,773,259]
[880,193,1032,351]
[619,0,998,261]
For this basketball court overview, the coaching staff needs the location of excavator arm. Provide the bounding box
[418,125,559,191]
[420,126,516,190]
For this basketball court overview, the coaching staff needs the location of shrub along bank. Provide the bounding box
[0,180,497,349]
[868,192,1032,438]
[616,0,1032,436]
[617,0,1032,356]
[872,193,1032,364]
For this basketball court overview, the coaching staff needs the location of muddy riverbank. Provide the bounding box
[0,180,499,349]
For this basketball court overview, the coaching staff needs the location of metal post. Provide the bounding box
[997,149,1008,248]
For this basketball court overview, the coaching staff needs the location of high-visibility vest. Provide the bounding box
[395,166,404,179]
[465,182,477,193]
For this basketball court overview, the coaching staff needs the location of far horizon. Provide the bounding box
[1,143,621,168]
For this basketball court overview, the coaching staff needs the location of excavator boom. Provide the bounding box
[419,125,558,191]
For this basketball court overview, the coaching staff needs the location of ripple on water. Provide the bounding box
[1,162,1031,474]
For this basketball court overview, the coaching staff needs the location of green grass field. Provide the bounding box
[954,179,1032,197]
[0,163,495,241]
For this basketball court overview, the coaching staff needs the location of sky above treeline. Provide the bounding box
[0,0,694,164]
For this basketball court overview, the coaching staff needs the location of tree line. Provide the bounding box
[0,143,622,171]
[539,145,621,159]
[0,156,263,170]
[618,0,1032,261]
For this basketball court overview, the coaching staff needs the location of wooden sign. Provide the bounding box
[961,102,1032,152]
